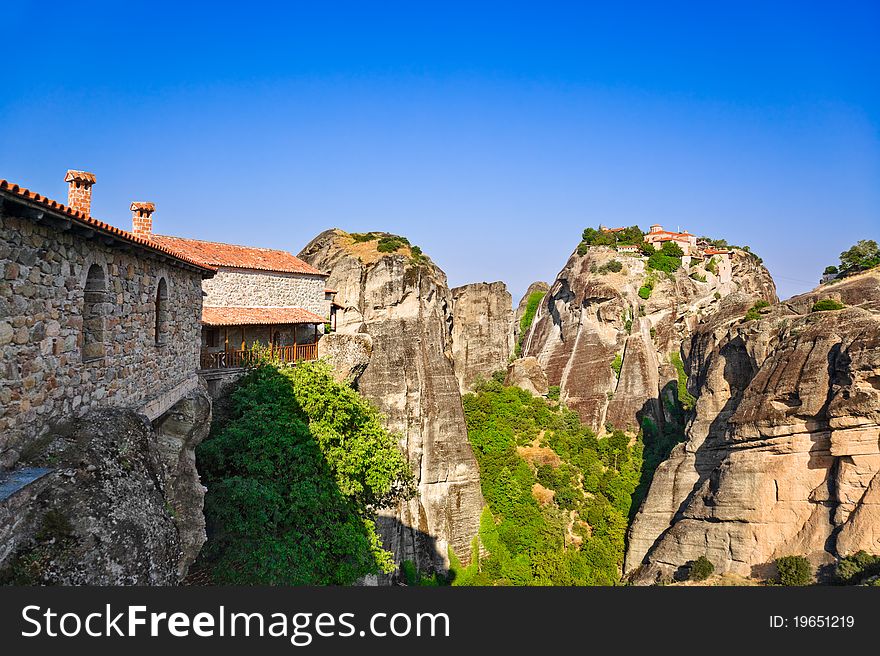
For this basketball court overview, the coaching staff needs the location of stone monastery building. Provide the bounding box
[132,209,334,369]
[0,171,215,470]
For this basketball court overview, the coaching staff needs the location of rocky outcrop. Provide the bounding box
[451,281,514,391]
[627,271,880,582]
[0,386,211,584]
[513,281,550,348]
[523,247,776,432]
[318,332,373,386]
[505,357,549,396]
[298,230,483,576]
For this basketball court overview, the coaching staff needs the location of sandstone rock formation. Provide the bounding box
[451,281,514,392]
[318,331,373,386]
[0,386,211,584]
[523,246,776,432]
[505,356,549,396]
[298,230,483,577]
[627,270,880,582]
[513,281,549,348]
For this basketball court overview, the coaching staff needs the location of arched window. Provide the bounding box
[82,264,107,361]
[155,277,168,345]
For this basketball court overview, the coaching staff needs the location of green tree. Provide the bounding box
[197,362,414,584]
[688,555,715,581]
[839,239,880,271]
[823,265,838,275]
[775,555,812,586]
[811,299,845,312]
[660,241,684,258]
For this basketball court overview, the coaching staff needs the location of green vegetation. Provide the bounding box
[611,352,623,379]
[688,555,715,582]
[377,235,410,252]
[455,380,643,585]
[350,231,380,243]
[689,272,707,283]
[774,555,812,586]
[638,275,656,300]
[835,551,880,585]
[839,239,880,272]
[647,251,681,273]
[597,259,624,274]
[409,244,427,264]
[514,290,547,357]
[706,257,718,276]
[197,360,415,584]
[669,352,696,412]
[744,299,771,321]
[811,299,845,312]
[577,225,645,254]
[823,265,838,275]
[547,385,560,401]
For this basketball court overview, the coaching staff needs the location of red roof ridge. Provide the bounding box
[152,233,297,253]
[0,179,215,274]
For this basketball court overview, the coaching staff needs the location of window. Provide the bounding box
[155,277,168,345]
[206,327,219,348]
[82,264,107,361]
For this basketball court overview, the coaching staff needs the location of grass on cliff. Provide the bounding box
[514,290,547,357]
[452,379,642,585]
[196,360,415,585]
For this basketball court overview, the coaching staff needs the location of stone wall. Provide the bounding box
[202,267,328,317]
[0,210,206,469]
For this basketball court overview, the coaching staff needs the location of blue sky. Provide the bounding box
[1,1,878,301]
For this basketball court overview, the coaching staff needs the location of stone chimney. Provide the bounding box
[64,170,96,216]
[130,202,156,238]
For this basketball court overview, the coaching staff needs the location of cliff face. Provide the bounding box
[513,281,550,347]
[298,230,483,575]
[451,281,514,392]
[627,271,880,582]
[522,246,776,432]
[0,387,211,584]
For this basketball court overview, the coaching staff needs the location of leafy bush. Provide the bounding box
[835,551,880,585]
[377,235,409,253]
[823,265,838,275]
[688,555,715,582]
[669,352,695,412]
[690,272,707,283]
[351,232,379,243]
[611,353,623,378]
[410,245,427,264]
[638,286,652,300]
[515,290,546,357]
[713,291,721,300]
[706,258,718,275]
[547,385,560,401]
[598,259,624,274]
[660,241,684,258]
[744,299,771,321]
[197,361,414,584]
[775,555,812,586]
[811,299,845,312]
[647,252,681,273]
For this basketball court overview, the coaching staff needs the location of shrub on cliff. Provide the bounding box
[811,299,845,312]
[744,299,771,321]
[647,252,681,273]
[688,555,715,582]
[197,361,415,584]
[835,551,880,585]
[774,555,812,586]
[515,290,546,356]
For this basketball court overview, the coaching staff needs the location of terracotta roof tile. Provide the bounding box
[0,179,215,274]
[202,306,326,326]
[149,234,326,275]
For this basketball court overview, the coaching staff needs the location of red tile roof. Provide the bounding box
[704,248,731,255]
[148,234,326,275]
[202,306,326,326]
[0,179,215,274]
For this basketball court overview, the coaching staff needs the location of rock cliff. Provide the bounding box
[513,281,550,347]
[627,270,880,582]
[522,246,776,432]
[0,387,211,584]
[298,230,483,576]
[451,281,514,392]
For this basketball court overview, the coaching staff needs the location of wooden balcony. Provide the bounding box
[200,342,318,370]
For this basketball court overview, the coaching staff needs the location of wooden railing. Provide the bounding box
[200,343,319,370]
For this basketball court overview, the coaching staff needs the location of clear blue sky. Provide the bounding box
[2,1,878,301]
